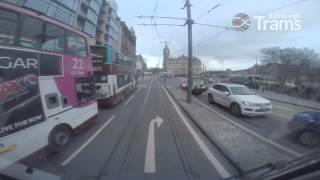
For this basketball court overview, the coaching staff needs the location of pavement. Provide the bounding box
[26,76,239,180]
[254,89,320,110]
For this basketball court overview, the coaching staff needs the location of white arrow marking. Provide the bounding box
[144,116,164,173]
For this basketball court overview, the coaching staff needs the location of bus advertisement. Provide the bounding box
[0,2,98,170]
[90,45,136,107]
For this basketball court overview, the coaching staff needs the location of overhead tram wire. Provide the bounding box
[151,0,160,45]
[138,23,186,27]
[195,3,221,21]
[260,0,313,15]
[136,15,187,20]
[194,0,314,46]
[194,23,231,30]
[150,0,161,63]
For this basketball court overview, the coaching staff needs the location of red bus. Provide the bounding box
[0,2,98,170]
[90,45,136,107]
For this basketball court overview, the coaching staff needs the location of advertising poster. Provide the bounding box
[0,48,45,138]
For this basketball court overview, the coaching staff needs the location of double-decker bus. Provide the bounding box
[0,2,98,170]
[90,45,136,107]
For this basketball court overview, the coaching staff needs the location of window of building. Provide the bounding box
[57,0,79,11]
[90,0,100,12]
[87,9,98,24]
[24,0,50,14]
[47,2,75,26]
[84,21,96,37]
[41,23,65,52]
[75,77,95,104]
[66,32,87,57]
[20,16,43,49]
[0,9,18,45]
[0,0,25,6]
[76,19,85,31]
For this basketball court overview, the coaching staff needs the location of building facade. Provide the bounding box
[0,0,124,48]
[96,0,121,51]
[136,54,146,75]
[120,21,136,60]
[74,0,103,42]
[163,44,170,72]
[166,55,202,76]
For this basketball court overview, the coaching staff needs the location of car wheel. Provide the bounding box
[230,103,241,116]
[299,130,320,147]
[48,125,72,153]
[208,94,214,104]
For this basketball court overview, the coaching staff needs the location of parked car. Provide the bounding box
[207,83,272,116]
[206,78,216,84]
[229,76,262,89]
[179,79,188,89]
[288,112,320,146]
[192,78,207,94]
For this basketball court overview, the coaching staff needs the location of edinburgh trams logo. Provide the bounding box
[232,13,251,31]
[232,12,302,32]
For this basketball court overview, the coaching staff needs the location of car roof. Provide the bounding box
[212,83,246,87]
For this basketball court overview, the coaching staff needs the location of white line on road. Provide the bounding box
[192,97,302,157]
[273,105,294,112]
[272,113,291,120]
[123,94,135,106]
[161,85,231,178]
[61,115,116,166]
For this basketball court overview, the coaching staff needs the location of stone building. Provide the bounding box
[166,55,201,76]
[120,21,136,60]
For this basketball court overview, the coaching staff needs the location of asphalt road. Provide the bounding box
[168,77,320,155]
[31,76,238,180]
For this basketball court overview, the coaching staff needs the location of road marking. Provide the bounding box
[123,94,135,106]
[61,115,116,166]
[192,97,303,157]
[272,113,291,120]
[273,105,294,112]
[144,116,164,173]
[161,85,231,178]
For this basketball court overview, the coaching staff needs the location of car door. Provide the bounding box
[211,84,224,105]
[220,85,232,106]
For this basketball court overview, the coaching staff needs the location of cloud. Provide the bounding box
[117,0,320,70]
[143,54,161,68]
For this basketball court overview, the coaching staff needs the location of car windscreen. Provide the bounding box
[229,86,255,95]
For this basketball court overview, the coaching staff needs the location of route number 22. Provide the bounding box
[72,58,84,70]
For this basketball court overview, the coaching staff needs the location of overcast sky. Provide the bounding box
[117,0,320,70]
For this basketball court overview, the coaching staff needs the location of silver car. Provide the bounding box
[207,83,272,116]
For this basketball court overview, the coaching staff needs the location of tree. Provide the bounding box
[260,47,319,88]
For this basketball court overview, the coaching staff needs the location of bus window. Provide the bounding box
[117,75,129,88]
[39,53,63,76]
[0,9,18,45]
[94,74,108,83]
[67,32,87,58]
[20,16,43,49]
[41,23,65,53]
[75,77,94,104]
[45,92,60,109]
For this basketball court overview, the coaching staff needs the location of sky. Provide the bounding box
[116,0,320,70]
